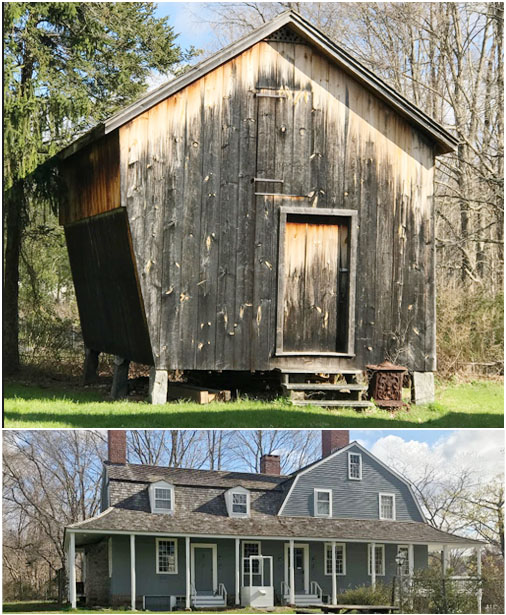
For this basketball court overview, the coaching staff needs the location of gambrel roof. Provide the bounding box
[68,441,483,549]
[62,10,457,160]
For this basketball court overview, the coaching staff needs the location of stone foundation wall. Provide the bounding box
[85,539,110,606]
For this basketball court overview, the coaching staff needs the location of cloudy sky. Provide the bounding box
[352,429,504,484]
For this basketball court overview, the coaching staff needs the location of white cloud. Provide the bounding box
[370,431,504,485]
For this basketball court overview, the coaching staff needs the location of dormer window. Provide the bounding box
[348,452,362,480]
[379,493,396,520]
[314,488,332,517]
[233,492,248,514]
[225,486,250,517]
[149,481,175,514]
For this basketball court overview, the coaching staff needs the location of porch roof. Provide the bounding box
[67,506,482,547]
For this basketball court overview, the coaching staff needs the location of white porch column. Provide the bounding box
[442,545,449,576]
[370,542,376,589]
[185,537,191,609]
[476,545,482,614]
[331,541,337,606]
[130,534,136,611]
[69,533,77,609]
[289,539,295,605]
[408,544,414,577]
[235,538,240,605]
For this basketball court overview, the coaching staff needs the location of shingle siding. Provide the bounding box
[280,445,424,522]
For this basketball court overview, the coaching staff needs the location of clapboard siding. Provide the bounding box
[280,444,424,522]
[60,132,120,225]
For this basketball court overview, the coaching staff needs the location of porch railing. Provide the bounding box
[310,581,323,601]
[218,583,227,603]
[281,580,290,598]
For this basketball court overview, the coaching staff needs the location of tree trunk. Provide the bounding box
[3,189,23,374]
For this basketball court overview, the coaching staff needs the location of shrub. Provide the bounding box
[335,582,392,606]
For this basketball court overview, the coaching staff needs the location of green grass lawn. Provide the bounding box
[3,379,503,428]
[2,603,297,614]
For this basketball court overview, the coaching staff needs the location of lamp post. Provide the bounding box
[395,551,408,613]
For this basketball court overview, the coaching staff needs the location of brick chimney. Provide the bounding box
[260,454,281,475]
[108,430,127,464]
[322,430,349,458]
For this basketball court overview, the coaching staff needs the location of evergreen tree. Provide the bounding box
[3,2,192,373]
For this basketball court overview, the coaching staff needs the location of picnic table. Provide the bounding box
[298,605,399,614]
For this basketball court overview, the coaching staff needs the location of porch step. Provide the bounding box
[292,400,373,408]
[284,594,322,606]
[192,597,226,608]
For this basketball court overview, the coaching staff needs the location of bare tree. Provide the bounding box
[229,430,320,474]
[2,430,105,598]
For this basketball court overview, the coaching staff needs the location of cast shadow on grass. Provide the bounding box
[4,408,503,429]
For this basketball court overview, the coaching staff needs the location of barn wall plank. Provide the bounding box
[114,35,436,374]
[60,132,120,225]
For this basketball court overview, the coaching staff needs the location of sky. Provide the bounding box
[155,2,215,51]
[349,429,504,484]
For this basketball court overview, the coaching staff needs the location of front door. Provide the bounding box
[284,543,309,594]
[191,544,217,594]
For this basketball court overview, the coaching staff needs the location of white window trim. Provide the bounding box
[108,537,113,578]
[379,492,396,520]
[348,452,362,480]
[155,537,178,575]
[324,542,346,576]
[241,540,261,586]
[368,544,385,576]
[149,481,175,514]
[225,487,251,518]
[314,488,333,517]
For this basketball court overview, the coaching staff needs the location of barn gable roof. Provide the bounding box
[62,10,457,159]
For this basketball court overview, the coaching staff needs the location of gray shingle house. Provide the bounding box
[65,431,483,611]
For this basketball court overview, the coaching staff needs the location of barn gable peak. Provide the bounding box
[61,9,457,160]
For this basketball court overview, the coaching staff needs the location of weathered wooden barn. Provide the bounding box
[59,11,457,405]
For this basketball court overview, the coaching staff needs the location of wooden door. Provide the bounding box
[283,217,346,352]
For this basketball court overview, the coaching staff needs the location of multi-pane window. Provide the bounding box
[315,489,332,517]
[397,546,410,576]
[379,493,395,520]
[348,453,362,480]
[156,539,177,574]
[232,492,248,515]
[243,542,260,575]
[325,544,346,575]
[368,544,385,576]
[155,488,172,510]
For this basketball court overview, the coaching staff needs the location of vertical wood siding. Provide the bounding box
[64,210,152,365]
[60,132,120,225]
[279,444,424,522]
[119,35,435,372]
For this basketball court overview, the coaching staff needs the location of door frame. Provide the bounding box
[284,543,310,593]
[190,543,218,593]
[275,206,358,356]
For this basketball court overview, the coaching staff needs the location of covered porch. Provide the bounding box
[65,529,484,612]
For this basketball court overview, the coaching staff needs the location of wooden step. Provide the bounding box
[292,400,374,408]
[283,383,367,391]
[279,368,363,375]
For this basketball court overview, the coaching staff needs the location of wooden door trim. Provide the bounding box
[275,206,357,357]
